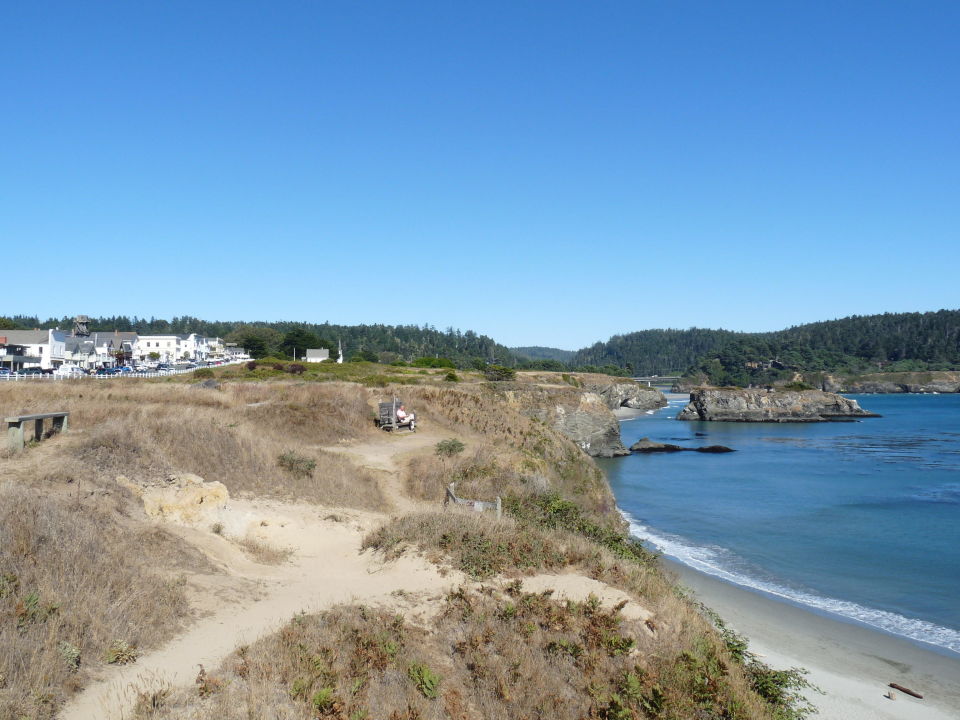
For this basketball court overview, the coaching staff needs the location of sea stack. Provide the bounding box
[677,387,880,422]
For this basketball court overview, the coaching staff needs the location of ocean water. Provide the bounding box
[600,394,960,656]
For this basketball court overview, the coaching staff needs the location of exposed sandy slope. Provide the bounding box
[60,502,463,720]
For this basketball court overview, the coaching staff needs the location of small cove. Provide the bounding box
[600,393,960,656]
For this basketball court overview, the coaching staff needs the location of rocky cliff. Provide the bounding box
[582,380,667,411]
[817,371,960,394]
[499,385,630,457]
[677,387,879,422]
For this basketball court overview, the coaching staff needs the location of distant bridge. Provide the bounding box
[633,376,680,387]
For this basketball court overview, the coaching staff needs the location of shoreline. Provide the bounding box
[662,557,960,719]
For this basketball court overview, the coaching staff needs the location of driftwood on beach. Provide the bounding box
[889,683,923,699]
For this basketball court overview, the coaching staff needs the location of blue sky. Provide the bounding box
[2,1,958,349]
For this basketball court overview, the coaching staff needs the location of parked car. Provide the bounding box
[54,365,87,377]
[17,367,45,376]
[155,363,174,372]
[115,365,134,374]
[95,367,119,375]
[0,368,12,376]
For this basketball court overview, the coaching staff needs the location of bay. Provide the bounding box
[600,393,960,656]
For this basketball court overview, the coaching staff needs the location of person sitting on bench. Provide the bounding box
[397,404,415,429]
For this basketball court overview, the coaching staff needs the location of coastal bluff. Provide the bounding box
[677,387,879,422]
[819,371,960,394]
[493,374,665,457]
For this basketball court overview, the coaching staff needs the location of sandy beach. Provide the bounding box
[665,559,960,719]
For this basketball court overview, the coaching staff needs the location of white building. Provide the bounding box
[0,329,66,369]
[135,333,210,362]
[305,348,330,362]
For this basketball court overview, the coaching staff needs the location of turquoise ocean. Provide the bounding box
[601,394,960,657]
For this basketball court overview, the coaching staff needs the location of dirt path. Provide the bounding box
[318,425,454,513]
[60,504,464,720]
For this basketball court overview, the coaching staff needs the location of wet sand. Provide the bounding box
[665,559,960,719]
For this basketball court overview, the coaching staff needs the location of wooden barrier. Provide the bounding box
[444,482,502,520]
[5,412,69,452]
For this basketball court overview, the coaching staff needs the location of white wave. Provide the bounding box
[620,510,960,655]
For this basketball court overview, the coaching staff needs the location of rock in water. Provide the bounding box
[629,437,735,453]
[677,388,879,422]
[630,437,684,452]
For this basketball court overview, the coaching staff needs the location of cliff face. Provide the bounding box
[500,385,630,457]
[818,371,960,394]
[677,387,879,422]
[582,380,667,411]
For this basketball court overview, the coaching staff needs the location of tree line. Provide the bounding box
[1,315,517,368]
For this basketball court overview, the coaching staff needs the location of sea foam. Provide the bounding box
[622,510,960,655]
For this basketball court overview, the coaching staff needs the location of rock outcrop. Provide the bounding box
[500,386,630,457]
[117,472,230,526]
[629,437,734,453]
[816,371,960,394]
[582,381,667,412]
[677,388,879,422]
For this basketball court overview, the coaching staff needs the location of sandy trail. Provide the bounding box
[61,503,463,720]
[318,426,446,513]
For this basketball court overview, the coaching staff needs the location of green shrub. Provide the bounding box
[193,368,215,379]
[58,641,80,671]
[504,492,658,566]
[484,365,516,381]
[407,662,441,699]
[311,687,338,713]
[444,371,460,382]
[277,451,316,478]
[104,639,139,665]
[781,382,815,391]
[412,357,455,369]
[434,438,465,459]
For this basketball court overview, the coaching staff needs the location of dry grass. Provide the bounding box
[130,581,778,720]
[234,535,294,565]
[0,381,386,510]
[0,485,197,719]
[361,511,817,719]
[399,385,620,523]
[0,380,387,717]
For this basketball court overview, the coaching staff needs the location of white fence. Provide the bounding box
[0,360,246,382]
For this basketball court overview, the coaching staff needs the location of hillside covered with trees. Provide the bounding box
[685,310,960,386]
[572,328,743,376]
[511,346,576,363]
[572,311,960,386]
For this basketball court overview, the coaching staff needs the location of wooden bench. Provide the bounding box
[6,412,69,452]
[375,399,416,432]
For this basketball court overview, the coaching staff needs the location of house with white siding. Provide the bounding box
[135,333,210,362]
[0,329,66,369]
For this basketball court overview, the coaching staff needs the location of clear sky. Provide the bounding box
[3,1,958,349]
